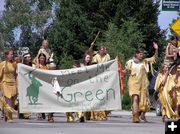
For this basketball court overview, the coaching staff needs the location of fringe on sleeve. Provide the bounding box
[145,55,156,75]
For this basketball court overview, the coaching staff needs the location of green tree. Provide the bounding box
[76,0,163,52]
[47,0,97,68]
[113,0,161,50]
[101,19,145,65]
[75,0,119,31]
[0,0,52,56]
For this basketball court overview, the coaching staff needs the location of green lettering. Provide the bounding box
[62,93,73,102]
[67,79,79,86]
[67,79,73,86]
[106,88,115,100]
[97,64,110,72]
[74,92,83,102]
[85,91,93,101]
[104,75,109,82]
[96,64,105,72]
[96,89,104,100]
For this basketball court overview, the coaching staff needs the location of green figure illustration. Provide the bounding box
[26,72,42,104]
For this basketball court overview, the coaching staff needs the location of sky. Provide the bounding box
[0,0,4,11]
[158,11,179,38]
[0,0,179,39]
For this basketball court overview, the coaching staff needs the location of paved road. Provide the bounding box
[0,111,164,134]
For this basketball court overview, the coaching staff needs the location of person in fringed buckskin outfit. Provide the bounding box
[154,63,179,122]
[164,36,178,67]
[35,53,56,123]
[0,48,17,123]
[91,46,110,121]
[123,42,158,123]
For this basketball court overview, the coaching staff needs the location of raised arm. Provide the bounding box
[145,42,158,63]
[165,43,176,59]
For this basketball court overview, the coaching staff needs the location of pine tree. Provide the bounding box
[47,0,97,68]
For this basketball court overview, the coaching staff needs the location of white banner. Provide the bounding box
[18,59,122,113]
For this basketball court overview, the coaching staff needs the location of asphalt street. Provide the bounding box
[0,111,164,134]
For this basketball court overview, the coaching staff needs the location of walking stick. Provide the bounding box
[86,31,100,59]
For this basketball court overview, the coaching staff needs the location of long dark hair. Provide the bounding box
[171,35,178,41]
[38,53,47,65]
[83,53,91,66]
[22,53,32,66]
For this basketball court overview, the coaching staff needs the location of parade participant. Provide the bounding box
[66,54,93,122]
[168,64,180,118]
[47,61,58,123]
[22,53,32,66]
[36,53,49,70]
[91,46,110,121]
[92,46,110,64]
[80,54,91,121]
[175,66,180,115]
[36,53,55,123]
[19,52,32,119]
[0,48,17,123]
[154,64,178,122]
[164,36,178,66]
[66,61,82,122]
[70,53,93,122]
[14,54,20,64]
[80,53,91,66]
[36,53,48,120]
[169,45,180,69]
[33,39,52,64]
[37,40,51,61]
[66,112,75,122]
[124,42,158,123]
